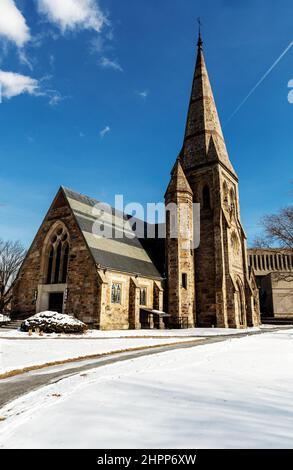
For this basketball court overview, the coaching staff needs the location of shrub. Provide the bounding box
[21,311,87,334]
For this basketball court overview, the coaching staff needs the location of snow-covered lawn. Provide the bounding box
[1,329,293,449]
[0,325,264,339]
[0,325,283,376]
[0,336,196,376]
[0,325,263,375]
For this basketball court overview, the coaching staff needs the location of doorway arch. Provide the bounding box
[236,278,246,326]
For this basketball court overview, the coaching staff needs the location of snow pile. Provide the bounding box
[0,314,10,323]
[21,311,87,334]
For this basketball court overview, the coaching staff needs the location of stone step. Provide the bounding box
[0,320,23,329]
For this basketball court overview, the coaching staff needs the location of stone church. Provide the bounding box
[12,34,261,330]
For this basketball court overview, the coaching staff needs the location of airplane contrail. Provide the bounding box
[225,41,293,124]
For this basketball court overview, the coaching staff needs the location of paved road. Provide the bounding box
[0,327,290,409]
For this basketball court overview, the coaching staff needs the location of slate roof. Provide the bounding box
[62,187,165,280]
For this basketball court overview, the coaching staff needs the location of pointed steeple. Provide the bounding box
[165,159,193,198]
[197,17,203,49]
[180,31,237,177]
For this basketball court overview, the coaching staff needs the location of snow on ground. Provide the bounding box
[0,325,263,375]
[0,329,293,449]
[0,325,284,375]
[0,336,196,375]
[0,325,264,339]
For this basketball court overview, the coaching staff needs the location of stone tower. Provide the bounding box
[165,160,195,328]
[166,32,260,328]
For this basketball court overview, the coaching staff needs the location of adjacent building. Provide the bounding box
[248,249,293,321]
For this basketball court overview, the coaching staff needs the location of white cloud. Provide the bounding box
[0,0,30,47]
[18,48,34,70]
[100,57,123,72]
[89,25,114,55]
[48,93,63,107]
[37,0,107,33]
[136,90,149,99]
[0,70,39,99]
[0,70,64,106]
[90,35,105,54]
[100,126,110,138]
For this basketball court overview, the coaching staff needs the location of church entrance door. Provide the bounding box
[49,292,64,313]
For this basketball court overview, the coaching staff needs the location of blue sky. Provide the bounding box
[0,0,292,247]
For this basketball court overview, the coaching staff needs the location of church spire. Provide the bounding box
[197,17,203,49]
[180,26,237,177]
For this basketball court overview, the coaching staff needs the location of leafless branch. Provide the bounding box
[0,239,26,312]
[253,206,293,249]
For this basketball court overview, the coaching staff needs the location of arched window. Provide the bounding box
[202,185,211,209]
[46,226,70,284]
[231,232,240,255]
[236,279,246,326]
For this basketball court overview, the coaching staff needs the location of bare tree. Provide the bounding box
[253,206,293,284]
[0,240,26,313]
[254,206,293,249]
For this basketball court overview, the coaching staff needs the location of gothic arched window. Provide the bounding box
[46,226,70,285]
[202,185,211,209]
[231,232,240,256]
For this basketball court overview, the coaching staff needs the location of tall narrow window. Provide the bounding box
[47,246,54,284]
[230,188,236,214]
[223,182,228,207]
[182,273,188,289]
[62,243,69,283]
[111,283,122,304]
[203,185,211,209]
[140,287,147,306]
[46,225,70,285]
[54,242,62,284]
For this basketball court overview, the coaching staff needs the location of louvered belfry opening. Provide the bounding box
[46,226,70,285]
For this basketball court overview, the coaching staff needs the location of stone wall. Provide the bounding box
[181,163,260,329]
[97,270,164,330]
[165,185,195,328]
[260,272,293,317]
[186,165,219,327]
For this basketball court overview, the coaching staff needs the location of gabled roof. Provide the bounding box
[61,187,164,280]
[180,40,237,178]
